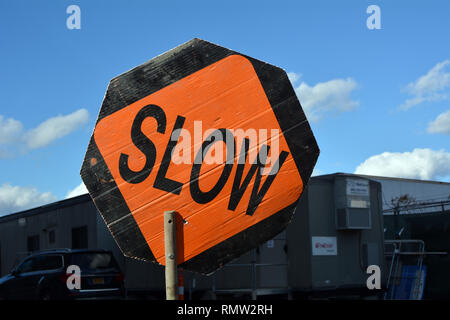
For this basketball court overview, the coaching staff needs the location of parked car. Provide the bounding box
[0,248,125,300]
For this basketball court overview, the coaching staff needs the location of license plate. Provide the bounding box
[92,277,104,285]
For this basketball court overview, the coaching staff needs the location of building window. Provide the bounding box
[27,235,40,252]
[48,230,56,244]
[72,226,88,249]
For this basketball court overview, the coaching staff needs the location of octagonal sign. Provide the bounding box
[80,39,319,274]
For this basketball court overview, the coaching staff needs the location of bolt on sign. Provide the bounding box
[80,39,319,274]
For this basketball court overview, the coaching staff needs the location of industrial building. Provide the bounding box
[0,173,448,299]
[349,174,450,215]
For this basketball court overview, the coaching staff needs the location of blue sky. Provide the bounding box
[0,0,449,215]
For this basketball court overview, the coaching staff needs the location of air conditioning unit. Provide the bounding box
[336,207,371,229]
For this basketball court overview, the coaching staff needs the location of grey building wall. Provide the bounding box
[204,230,289,295]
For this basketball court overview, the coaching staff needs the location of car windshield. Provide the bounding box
[70,252,118,273]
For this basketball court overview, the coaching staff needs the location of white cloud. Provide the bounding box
[287,72,300,84]
[0,115,23,144]
[0,108,89,157]
[65,182,88,199]
[25,109,89,149]
[355,148,450,181]
[428,110,450,135]
[289,73,359,122]
[0,183,58,216]
[400,60,450,110]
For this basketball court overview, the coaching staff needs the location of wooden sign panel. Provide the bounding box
[80,39,319,274]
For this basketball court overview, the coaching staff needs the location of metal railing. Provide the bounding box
[210,240,290,300]
[384,239,447,300]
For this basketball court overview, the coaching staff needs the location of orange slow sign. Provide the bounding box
[81,39,319,274]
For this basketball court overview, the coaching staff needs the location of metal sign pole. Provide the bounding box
[164,210,178,300]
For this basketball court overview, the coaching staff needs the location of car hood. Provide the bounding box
[0,274,13,286]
